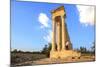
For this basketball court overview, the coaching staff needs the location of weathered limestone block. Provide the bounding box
[60,50,81,59]
[50,50,81,59]
[50,51,59,59]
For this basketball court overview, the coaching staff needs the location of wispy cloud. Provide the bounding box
[43,30,52,43]
[38,13,50,28]
[76,5,95,26]
[38,13,52,42]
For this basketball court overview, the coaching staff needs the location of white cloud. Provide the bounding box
[38,13,52,42]
[38,13,49,28]
[76,5,95,26]
[43,30,52,42]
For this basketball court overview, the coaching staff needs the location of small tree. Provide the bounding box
[41,45,48,54]
[79,47,87,53]
[12,49,17,53]
[46,43,52,57]
[41,43,52,57]
[91,42,95,55]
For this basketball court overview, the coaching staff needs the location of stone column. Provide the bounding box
[51,17,56,51]
[57,22,61,51]
[61,15,66,50]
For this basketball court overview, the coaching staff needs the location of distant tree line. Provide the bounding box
[75,42,95,55]
[12,42,95,57]
[11,49,41,54]
[11,43,52,57]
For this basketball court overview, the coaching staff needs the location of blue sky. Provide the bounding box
[11,0,95,51]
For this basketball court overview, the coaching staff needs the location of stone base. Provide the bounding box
[50,50,81,59]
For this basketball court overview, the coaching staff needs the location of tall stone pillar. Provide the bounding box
[61,15,66,50]
[57,22,61,51]
[64,23,72,50]
[51,17,56,51]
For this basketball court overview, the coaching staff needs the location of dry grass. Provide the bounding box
[11,52,95,66]
[11,52,47,66]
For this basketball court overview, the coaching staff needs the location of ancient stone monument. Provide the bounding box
[50,6,81,59]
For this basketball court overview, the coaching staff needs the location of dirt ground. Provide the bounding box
[15,55,95,66]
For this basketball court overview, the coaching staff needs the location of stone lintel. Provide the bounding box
[51,6,65,14]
